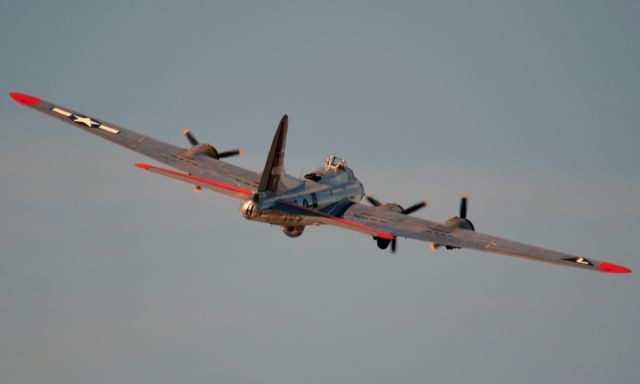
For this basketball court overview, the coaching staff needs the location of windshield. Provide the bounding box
[325,155,347,170]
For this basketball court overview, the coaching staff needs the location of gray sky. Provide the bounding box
[2,1,639,383]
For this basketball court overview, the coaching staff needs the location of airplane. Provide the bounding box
[9,92,632,274]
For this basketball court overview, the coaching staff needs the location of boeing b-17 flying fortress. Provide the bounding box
[10,92,631,274]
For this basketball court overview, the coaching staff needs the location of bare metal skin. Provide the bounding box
[9,92,631,274]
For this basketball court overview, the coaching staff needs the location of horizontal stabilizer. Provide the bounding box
[276,201,395,240]
[135,163,253,199]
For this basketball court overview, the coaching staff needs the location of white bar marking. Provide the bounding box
[52,107,72,117]
[99,125,120,134]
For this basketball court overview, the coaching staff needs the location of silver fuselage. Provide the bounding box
[241,157,364,226]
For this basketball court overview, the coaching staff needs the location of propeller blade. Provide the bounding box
[391,238,397,253]
[183,129,199,146]
[218,148,243,159]
[460,195,468,218]
[403,200,429,215]
[366,194,383,207]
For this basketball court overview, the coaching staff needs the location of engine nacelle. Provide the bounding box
[432,196,475,251]
[432,217,475,250]
[375,236,391,249]
[444,216,475,231]
[282,225,305,238]
[240,200,261,219]
[188,143,219,159]
[378,203,404,214]
[183,129,242,160]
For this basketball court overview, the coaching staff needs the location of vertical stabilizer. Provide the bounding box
[258,114,288,194]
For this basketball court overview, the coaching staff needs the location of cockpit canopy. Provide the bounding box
[303,155,352,182]
[324,155,347,170]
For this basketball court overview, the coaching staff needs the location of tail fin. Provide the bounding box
[258,114,288,194]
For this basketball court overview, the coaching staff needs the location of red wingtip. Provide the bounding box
[135,163,151,170]
[9,92,42,106]
[598,262,632,274]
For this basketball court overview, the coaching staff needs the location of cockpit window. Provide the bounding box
[325,155,347,170]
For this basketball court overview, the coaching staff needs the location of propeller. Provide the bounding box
[366,194,429,253]
[404,201,429,215]
[182,129,243,159]
[183,129,199,146]
[365,195,428,215]
[459,194,468,218]
[365,194,383,207]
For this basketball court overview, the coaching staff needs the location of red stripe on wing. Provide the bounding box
[279,201,394,240]
[135,163,253,196]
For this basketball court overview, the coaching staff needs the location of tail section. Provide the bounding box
[258,114,288,194]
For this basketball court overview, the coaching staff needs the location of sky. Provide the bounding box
[1,1,639,383]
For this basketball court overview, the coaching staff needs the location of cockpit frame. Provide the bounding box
[325,155,347,171]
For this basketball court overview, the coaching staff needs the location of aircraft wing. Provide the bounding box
[338,203,630,273]
[10,93,259,199]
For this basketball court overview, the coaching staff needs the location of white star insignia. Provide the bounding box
[73,115,98,127]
